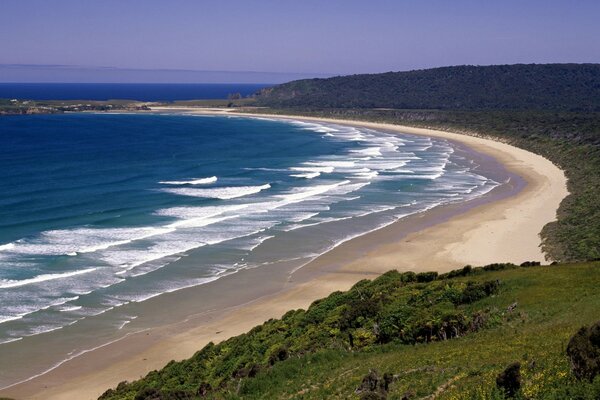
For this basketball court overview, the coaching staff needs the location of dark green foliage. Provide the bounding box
[567,321,600,381]
[440,265,473,279]
[496,362,522,398]
[416,271,438,282]
[458,280,501,305]
[133,387,195,400]
[256,64,600,111]
[97,262,600,399]
[98,268,503,399]
[519,261,541,267]
[356,369,393,399]
[481,263,518,272]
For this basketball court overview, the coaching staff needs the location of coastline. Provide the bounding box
[0,110,568,400]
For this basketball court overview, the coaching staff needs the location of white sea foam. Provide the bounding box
[125,276,224,303]
[289,164,336,179]
[0,314,25,324]
[0,243,15,251]
[156,204,249,220]
[0,328,152,391]
[77,228,174,254]
[0,268,97,289]
[290,172,321,179]
[352,169,379,180]
[290,165,335,174]
[58,305,82,312]
[0,337,23,345]
[350,147,382,157]
[1,227,178,257]
[161,184,271,199]
[275,181,351,204]
[236,235,275,251]
[27,324,65,335]
[288,212,320,223]
[305,161,356,168]
[159,176,218,185]
[167,214,238,229]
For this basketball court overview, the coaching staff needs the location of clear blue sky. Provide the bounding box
[1,0,599,82]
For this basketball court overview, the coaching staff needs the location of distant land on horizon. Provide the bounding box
[2,64,598,112]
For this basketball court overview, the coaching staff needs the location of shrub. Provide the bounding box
[458,280,500,304]
[496,362,521,398]
[567,320,600,381]
[416,271,438,282]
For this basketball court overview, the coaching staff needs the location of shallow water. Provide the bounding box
[0,114,499,385]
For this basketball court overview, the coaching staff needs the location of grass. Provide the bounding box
[99,262,600,399]
[230,263,600,399]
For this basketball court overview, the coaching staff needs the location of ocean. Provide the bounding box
[0,113,499,386]
[0,83,270,101]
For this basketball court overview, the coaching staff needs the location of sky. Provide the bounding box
[1,0,599,83]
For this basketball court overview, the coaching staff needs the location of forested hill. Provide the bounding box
[255,64,600,111]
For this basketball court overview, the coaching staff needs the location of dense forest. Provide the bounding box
[255,64,600,111]
[99,261,600,399]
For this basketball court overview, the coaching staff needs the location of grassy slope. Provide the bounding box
[99,262,600,399]
[240,263,600,400]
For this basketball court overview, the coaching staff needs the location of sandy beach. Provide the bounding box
[0,110,568,400]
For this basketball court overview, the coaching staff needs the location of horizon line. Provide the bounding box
[0,63,335,77]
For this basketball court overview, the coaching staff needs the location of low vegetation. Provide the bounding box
[0,98,151,114]
[99,261,600,399]
[0,98,255,115]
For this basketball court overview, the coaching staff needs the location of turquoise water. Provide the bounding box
[0,113,499,346]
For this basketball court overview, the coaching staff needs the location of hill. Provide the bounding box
[255,64,600,111]
[99,261,600,399]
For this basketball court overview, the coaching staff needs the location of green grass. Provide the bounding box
[99,262,600,399]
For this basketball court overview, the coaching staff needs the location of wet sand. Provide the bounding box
[0,111,568,400]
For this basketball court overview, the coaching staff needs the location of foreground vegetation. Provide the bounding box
[99,261,600,399]
[247,108,600,262]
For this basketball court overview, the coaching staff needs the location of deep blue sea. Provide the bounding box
[0,83,270,101]
[0,114,499,369]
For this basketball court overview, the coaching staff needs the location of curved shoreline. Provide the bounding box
[0,111,568,400]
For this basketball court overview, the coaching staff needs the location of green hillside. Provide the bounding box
[99,261,600,399]
[255,64,600,111]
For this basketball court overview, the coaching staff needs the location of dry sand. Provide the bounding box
[0,110,568,400]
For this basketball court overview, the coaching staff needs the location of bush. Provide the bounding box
[416,271,438,282]
[457,280,500,304]
[496,362,521,398]
[567,320,600,381]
